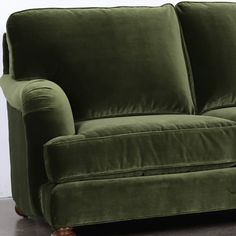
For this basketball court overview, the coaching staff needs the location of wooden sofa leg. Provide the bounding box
[52,227,76,236]
[15,206,27,218]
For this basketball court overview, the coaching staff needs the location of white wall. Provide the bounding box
[0,0,230,198]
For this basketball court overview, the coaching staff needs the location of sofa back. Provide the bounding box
[6,5,195,120]
[176,2,236,113]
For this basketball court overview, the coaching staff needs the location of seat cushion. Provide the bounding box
[203,107,236,122]
[44,115,236,183]
[176,2,236,112]
[7,5,194,120]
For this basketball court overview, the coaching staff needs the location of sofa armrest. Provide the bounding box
[1,74,73,119]
[0,74,75,214]
[1,74,75,134]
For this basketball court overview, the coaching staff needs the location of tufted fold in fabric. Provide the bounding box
[44,115,236,183]
[176,2,236,113]
[6,5,194,120]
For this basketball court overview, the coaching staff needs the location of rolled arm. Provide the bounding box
[0,74,75,214]
[1,74,74,120]
[1,74,75,134]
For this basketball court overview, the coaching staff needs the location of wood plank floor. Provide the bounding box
[1,198,236,236]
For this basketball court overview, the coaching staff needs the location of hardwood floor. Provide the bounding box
[0,198,51,236]
[1,198,236,236]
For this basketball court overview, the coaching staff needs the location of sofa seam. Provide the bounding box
[45,124,236,146]
[77,111,193,122]
[8,4,174,19]
[55,160,236,183]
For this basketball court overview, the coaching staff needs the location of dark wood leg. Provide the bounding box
[15,206,27,218]
[52,227,76,236]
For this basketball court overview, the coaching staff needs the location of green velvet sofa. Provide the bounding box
[2,2,236,235]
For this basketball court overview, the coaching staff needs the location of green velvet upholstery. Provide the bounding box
[6,5,194,120]
[176,2,236,113]
[7,104,34,215]
[40,168,236,228]
[3,3,236,233]
[44,115,236,183]
[203,108,236,122]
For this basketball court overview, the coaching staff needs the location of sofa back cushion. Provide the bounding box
[7,5,194,120]
[176,2,236,113]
